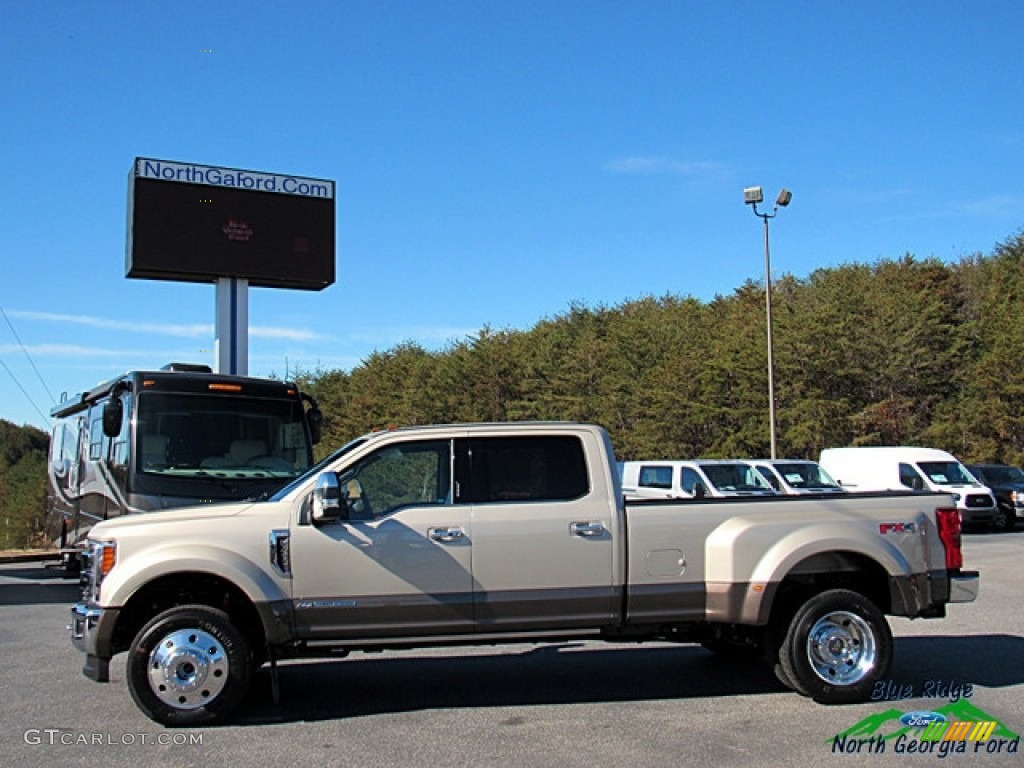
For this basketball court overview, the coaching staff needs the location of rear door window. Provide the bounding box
[458,435,589,503]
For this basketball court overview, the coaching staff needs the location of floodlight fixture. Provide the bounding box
[776,188,792,207]
[744,186,764,205]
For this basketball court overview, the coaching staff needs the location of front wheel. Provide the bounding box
[992,504,1014,533]
[776,589,892,704]
[127,605,251,726]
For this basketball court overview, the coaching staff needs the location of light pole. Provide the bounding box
[744,186,792,459]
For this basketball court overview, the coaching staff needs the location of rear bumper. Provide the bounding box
[949,570,980,603]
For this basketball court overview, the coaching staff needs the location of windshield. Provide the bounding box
[136,392,311,484]
[700,463,772,492]
[268,436,369,501]
[772,462,840,490]
[918,461,976,486]
[978,465,1024,484]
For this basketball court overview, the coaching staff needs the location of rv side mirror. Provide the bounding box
[307,406,324,445]
[102,397,123,438]
[311,472,344,524]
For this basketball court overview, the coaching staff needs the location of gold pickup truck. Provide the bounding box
[69,422,979,725]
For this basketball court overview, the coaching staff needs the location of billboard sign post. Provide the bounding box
[126,157,336,375]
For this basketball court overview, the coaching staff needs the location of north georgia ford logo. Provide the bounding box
[900,711,947,728]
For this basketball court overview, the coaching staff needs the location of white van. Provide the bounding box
[818,446,997,526]
[748,459,846,495]
[621,460,777,500]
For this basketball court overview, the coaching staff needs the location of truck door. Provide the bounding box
[459,435,615,632]
[289,438,474,639]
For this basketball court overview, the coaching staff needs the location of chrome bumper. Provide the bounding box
[949,570,980,603]
[69,602,102,651]
[69,602,118,682]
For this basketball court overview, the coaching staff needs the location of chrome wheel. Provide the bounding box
[806,610,876,685]
[128,604,251,725]
[776,589,892,703]
[147,627,229,709]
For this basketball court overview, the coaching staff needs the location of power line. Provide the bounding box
[0,356,52,428]
[1,306,56,403]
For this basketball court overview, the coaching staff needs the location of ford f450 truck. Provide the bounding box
[69,423,979,725]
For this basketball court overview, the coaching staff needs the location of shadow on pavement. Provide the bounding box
[232,633,1024,726]
[235,642,788,725]
[890,634,1024,690]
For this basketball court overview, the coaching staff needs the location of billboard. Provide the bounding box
[126,158,336,290]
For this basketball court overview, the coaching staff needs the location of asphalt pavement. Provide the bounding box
[1,530,1021,768]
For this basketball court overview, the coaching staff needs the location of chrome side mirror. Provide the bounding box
[312,472,343,524]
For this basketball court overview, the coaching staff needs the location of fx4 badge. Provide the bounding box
[879,522,916,534]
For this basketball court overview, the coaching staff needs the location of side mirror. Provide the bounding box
[311,472,343,524]
[102,397,123,438]
[693,482,707,499]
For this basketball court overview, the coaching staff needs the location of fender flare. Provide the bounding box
[102,543,291,612]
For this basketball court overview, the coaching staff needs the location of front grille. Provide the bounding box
[965,493,994,508]
[79,548,93,598]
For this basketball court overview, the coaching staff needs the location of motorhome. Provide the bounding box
[47,363,322,564]
[818,446,997,527]
[621,459,777,500]
[748,459,846,495]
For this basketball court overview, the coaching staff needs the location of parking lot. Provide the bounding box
[1,531,1022,768]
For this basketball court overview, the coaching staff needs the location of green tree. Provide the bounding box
[291,226,1024,470]
[0,420,49,549]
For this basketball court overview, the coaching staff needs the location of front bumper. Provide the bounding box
[69,602,119,682]
[959,506,996,525]
[949,570,980,603]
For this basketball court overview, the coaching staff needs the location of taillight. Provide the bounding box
[935,507,963,570]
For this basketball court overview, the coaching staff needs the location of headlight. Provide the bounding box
[90,539,117,591]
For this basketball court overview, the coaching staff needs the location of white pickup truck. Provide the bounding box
[69,422,979,725]
[622,459,777,499]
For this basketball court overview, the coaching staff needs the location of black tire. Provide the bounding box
[776,589,891,704]
[992,504,1014,533]
[127,604,251,726]
[765,593,805,693]
[773,660,802,694]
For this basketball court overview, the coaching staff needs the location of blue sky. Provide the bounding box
[2,1,1023,431]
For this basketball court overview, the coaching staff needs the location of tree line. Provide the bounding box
[2,229,1023,548]
[297,229,1024,467]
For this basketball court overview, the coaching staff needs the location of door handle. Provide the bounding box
[428,527,466,543]
[569,521,605,538]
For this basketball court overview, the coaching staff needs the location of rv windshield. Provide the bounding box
[917,461,975,486]
[135,392,311,482]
